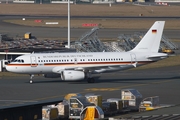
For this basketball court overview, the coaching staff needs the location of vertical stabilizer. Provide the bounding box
[131,21,165,53]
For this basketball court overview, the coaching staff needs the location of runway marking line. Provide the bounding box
[85,80,174,92]
[33,91,86,101]
[85,88,120,91]
[33,95,66,101]
[85,84,148,92]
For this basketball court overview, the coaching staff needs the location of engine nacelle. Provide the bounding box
[61,70,85,81]
[44,73,61,78]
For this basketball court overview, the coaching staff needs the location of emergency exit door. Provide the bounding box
[130,53,136,64]
[30,56,37,67]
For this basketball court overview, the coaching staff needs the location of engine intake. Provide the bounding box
[61,70,85,81]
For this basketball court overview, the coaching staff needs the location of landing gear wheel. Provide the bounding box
[29,74,34,84]
[30,80,33,84]
[87,78,95,83]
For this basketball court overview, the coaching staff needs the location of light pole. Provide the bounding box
[67,0,70,48]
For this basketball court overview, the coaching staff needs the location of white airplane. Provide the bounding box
[6,21,168,84]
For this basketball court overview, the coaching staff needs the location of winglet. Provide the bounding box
[130,21,165,53]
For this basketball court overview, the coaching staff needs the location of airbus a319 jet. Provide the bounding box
[6,21,168,83]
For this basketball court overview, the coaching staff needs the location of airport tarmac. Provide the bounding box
[0,65,180,118]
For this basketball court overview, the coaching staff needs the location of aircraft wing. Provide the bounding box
[52,65,114,73]
[52,63,136,74]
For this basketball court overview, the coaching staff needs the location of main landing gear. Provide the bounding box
[30,74,34,84]
[86,72,95,83]
[87,78,95,83]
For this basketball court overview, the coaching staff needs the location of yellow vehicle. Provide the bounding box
[162,49,174,54]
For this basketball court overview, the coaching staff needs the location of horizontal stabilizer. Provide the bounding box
[147,53,168,59]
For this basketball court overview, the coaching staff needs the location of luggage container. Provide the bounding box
[139,96,159,112]
[122,100,129,109]
[107,98,123,112]
[85,94,102,108]
[121,89,142,111]
[42,106,58,120]
[102,101,117,116]
[80,106,104,120]
[56,100,69,118]
[69,96,95,119]
[24,32,31,39]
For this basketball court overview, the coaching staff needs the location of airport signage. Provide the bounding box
[34,20,42,23]
[82,23,98,27]
[45,22,59,25]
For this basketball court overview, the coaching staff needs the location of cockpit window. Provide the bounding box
[13,59,24,63]
[13,59,17,62]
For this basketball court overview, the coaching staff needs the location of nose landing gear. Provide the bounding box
[29,74,34,84]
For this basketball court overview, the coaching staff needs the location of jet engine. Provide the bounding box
[44,73,61,78]
[61,70,85,81]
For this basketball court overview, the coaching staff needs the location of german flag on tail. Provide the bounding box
[152,29,157,34]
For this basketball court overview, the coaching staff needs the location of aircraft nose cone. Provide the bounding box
[5,64,15,72]
[5,64,24,73]
[5,64,10,72]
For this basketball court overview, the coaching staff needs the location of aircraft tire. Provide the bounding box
[30,80,33,84]
[87,78,95,83]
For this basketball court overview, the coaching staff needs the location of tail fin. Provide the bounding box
[131,21,165,53]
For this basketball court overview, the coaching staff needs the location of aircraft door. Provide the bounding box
[130,53,136,64]
[30,56,37,67]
